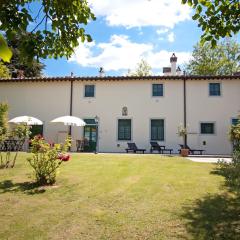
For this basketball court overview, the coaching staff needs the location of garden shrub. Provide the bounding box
[27,135,72,185]
[218,119,240,194]
[0,102,9,136]
[0,102,30,168]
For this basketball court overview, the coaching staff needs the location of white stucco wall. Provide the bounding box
[0,81,71,143]
[0,77,239,154]
[71,80,183,152]
[186,79,240,154]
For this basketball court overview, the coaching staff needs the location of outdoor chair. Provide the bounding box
[179,144,204,155]
[150,141,173,154]
[76,139,89,152]
[126,142,146,154]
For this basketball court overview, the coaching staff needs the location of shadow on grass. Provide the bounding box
[182,193,240,240]
[0,180,46,195]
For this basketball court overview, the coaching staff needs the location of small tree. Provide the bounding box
[27,135,72,185]
[128,59,152,77]
[185,39,240,75]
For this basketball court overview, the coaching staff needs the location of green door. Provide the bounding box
[83,119,97,152]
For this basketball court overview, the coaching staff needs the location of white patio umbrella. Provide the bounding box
[8,116,43,125]
[50,116,86,126]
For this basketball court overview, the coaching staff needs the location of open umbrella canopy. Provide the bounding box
[8,116,43,125]
[51,116,86,127]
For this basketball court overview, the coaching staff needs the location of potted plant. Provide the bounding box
[178,124,189,157]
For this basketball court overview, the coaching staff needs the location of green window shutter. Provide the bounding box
[152,84,163,96]
[209,83,221,96]
[118,119,131,140]
[151,119,164,141]
[201,123,215,134]
[85,85,95,97]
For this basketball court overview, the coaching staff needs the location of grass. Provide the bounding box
[0,153,236,239]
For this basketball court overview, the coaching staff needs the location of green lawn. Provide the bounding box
[0,153,235,239]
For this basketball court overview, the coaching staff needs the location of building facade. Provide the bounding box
[0,74,240,154]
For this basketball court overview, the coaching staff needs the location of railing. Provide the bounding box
[0,139,25,152]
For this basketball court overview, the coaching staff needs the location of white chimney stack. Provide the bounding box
[170,53,177,75]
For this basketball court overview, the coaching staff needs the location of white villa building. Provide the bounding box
[0,54,240,154]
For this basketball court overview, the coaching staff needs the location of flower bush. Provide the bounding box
[177,124,188,150]
[177,124,188,137]
[27,135,72,185]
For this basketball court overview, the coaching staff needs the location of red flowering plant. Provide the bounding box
[27,135,72,185]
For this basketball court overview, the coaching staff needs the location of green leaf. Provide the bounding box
[211,39,217,48]
[196,5,202,14]
[192,14,200,20]
[0,34,12,62]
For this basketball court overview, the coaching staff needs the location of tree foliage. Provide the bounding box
[128,59,152,77]
[0,0,95,60]
[0,62,10,79]
[6,34,45,78]
[185,39,240,75]
[0,34,12,62]
[182,0,240,47]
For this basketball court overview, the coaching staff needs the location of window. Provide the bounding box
[118,119,131,140]
[152,84,163,97]
[209,83,221,96]
[84,85,95,97]
[84,119,97,125]
[200,122,215,134]
[151,119,164,141]
[232,118,239,126]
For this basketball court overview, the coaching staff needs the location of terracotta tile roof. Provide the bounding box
[0,75,240,82]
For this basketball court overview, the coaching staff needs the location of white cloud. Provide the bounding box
[89,0,191,29]
[70,35,152,71]
[158,37,165,41]
[156,28,169,35]
[167,32,175,42]
[69,35,191,73]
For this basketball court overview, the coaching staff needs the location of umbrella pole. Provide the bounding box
[68,126,72,152]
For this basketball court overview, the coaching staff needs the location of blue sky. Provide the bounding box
[35,0,212,77]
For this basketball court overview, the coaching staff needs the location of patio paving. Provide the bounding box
[187,157,232,163]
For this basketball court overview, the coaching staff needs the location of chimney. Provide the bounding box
[99,67,105,77]
[176,66,182,76]
[170,53,177,75]
[70,72,74,78]
[163,67,171,76]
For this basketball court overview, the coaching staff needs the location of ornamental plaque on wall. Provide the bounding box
[122,106,128,116]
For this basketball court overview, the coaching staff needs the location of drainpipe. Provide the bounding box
[183,73,187,148]
[69,79,73,136]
